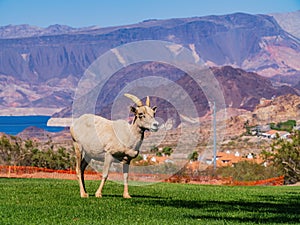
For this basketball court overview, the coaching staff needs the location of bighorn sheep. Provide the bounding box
[70,94,159,198]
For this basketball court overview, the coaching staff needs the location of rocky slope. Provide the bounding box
[1,13,299,83]
[52,65,298,121]
[27,94,300,159]
[0,12,299,114]
[270,10,300,39]
[211,66,297,110]
[226,94,300,137]
[0,24,99,39]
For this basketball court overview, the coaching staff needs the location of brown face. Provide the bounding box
[131,105,159,132]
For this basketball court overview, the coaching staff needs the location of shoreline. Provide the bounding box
[0,107,63,116]
[47,117,73,127]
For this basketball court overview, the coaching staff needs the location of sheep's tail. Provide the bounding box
[70,126,76,142]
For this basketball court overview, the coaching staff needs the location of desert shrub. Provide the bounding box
[29,147,75,170]
[150,145,173,156]
[262,130,300,184]
[270,120,296,132]
[0,135,26,165]
[188,151,199,161]
[0,134,75,170]
[131,154,143,165]
[216,161,281,181]
[162,146,173,156]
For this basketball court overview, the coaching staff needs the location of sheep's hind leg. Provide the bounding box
[123,163,131,199]
[95,153,113,198]
[74,142,89,198]
[80,157,90,196]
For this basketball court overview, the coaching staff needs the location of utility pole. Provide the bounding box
[213,101,217,171]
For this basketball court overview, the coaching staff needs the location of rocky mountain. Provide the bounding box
[52,65,298,121]
[211,66,297,110]
[1,12,300,82]
[294,81,300,91]
[0,73,76,109]
[270,10,300,39]
[0,24,100,39]
[0,12,300,115]
[267,10,300,85]
[226,94,300,137]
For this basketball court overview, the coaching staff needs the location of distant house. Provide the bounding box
[206,151,264,167]
[261,129,290,139]
[261,129,278,138]
[259,98,273,107]
[216,151,242,166]
[251,125,270,136]
[247,153,253,159]
[278,131,291,139]
[294,125,300,131]
[142,155,170,164]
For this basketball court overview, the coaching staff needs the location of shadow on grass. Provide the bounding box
[184,200,300,224]
[132,194,300,224]
[89,194,164,199]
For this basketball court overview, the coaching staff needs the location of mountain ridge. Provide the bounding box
[0,24,101,39]
[0,11,299,117]
[1,12,299,83]
[1,11,299,39]
[51,65,298,120]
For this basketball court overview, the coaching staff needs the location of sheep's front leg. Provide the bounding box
[123,163,131,199]
[74,142,89,198]
[95,153,113,198]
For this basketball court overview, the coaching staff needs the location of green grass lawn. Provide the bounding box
[0,178,299,225]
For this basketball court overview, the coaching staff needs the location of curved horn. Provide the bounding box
[146,96,150,107]
[124,93,143,107]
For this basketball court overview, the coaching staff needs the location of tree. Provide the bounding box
[244,120,251,135]
[216,161,280,181]
[150,145,159,154]
[262,130,300,184]
[0,134,75,170]
[270,120,296,132]
[188,151,199,161]
[162,147,173,156]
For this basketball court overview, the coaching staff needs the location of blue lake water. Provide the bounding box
[0,115,64,135]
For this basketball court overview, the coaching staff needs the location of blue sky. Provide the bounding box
[0,0,299,28]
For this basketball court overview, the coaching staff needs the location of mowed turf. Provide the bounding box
[0,178,299,225]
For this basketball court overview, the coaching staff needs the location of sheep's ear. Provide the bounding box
[152,106,157,113]
[130,106,137,114]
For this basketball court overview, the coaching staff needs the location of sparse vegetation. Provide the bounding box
[243,120,252,135]
[162,146,173,156]
[188,151,199,161]
[216,161,281,181]
[0,134,75,170]
[270,120,296,132]
[150,145,173,156]
[150,145,161,156]
[131,154,143,164]
[262,130,300,184]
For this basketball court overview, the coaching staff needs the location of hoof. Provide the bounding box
[123,194,132,199]
[80,193,89,198]
[95,192,102,198]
